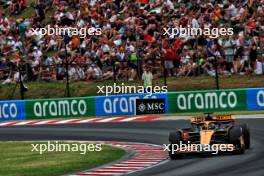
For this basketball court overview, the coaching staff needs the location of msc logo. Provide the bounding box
[136,99,165,115]
[144,102,165,111]
[138,103,146,112]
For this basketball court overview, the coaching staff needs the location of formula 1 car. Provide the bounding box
[168,113,250,159]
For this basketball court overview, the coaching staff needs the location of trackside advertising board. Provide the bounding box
[247,88,264,110]
[168,89,247,113]
[0,88,263,121]
[25,97,95,119]
[136,99,166,115]
[95,93,168,116]
[0,100,26,121]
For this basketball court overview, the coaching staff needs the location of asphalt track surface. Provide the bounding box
[0,118,263,176]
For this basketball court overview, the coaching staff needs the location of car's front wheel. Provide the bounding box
[240,124,250,149]
[168,131,183,159]
[229,126,245,154]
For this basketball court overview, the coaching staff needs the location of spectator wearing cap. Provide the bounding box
[31,46,42,61]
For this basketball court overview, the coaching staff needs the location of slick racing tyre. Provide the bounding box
[229,126,245,154]
[168,131,183,159]
[240,124,250,149]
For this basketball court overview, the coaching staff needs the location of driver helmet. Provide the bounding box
[208,123,217,130]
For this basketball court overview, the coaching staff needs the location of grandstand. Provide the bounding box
[0,0,263,86]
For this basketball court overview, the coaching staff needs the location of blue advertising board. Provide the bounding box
[0,100,26,121]
[247,88,264,110]
[95,93,168,116]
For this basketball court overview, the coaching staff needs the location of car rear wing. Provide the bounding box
[191,115,234,123]
[191,116,206,123]
[213,115,234,121]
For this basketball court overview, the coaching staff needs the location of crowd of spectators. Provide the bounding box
[0,0,263,84]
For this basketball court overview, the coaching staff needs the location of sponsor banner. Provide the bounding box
[25,97,95,119]
[136,99,165,115]
[95,93,168,116]
[0,100,26,121]
[168,89,247,113]
[1,87,263,121]
[247,88,264,110]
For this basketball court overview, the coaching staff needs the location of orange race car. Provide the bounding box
[168,113,250,159]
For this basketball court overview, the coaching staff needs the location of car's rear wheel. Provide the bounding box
[168,131,182,159]
[240,124,250,149]
[229,126,245,154]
